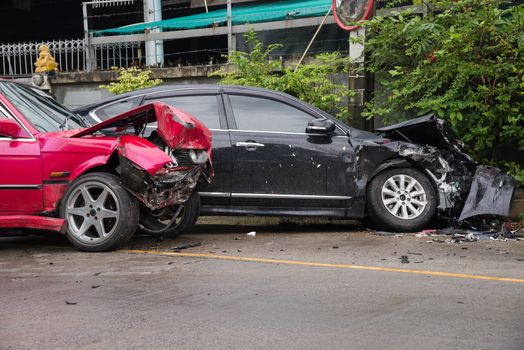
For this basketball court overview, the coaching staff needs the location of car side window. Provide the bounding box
[229,95,314,133]
[148,95,221,129]
[95,97,142,121]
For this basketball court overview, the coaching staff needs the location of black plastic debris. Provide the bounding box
[171,242,202,252]
[400,255,410,263]
[418,219,523,243]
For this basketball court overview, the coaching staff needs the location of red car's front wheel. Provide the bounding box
[59,172,139,252]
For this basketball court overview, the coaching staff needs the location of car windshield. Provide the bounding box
[0,81,86,132]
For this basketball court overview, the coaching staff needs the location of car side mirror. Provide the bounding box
[306,119,336,135]
[0,119,30,139]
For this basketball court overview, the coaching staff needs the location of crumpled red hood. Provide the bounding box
[70,102,212,150]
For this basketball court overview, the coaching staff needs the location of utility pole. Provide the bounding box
[227,0,235,55]
[143,0,164,67]
[348,27,369,130]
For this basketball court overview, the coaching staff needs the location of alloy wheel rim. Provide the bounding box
[381,174,427,220]
[65,182,120,243]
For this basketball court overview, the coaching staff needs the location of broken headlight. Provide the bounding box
[189,149,209,164]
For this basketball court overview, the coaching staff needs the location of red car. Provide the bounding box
[0,80,213,251]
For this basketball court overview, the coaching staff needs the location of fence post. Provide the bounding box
[227,0,235,56]
[83,3,96,72]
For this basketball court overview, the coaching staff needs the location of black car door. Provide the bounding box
[142,90,232,207]
[224,91,356,211]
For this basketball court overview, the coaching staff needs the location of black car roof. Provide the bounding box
[73,83,363,137]
[73,84,298,113]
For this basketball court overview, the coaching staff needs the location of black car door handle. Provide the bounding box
[235,142,265,148]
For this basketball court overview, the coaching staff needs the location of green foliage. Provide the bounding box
[100,67,163,94]
[363,0,524,180]
[503,161,524,185]
[212,30,353,119]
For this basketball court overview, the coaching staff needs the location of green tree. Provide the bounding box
[100,67,163,94]
[362,0,524,181]
[212,30,353,120]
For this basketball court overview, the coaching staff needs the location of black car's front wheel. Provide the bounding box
[366,168,437,232]
[139,193,200,238]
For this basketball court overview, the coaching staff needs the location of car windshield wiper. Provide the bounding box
[59,115,70,131]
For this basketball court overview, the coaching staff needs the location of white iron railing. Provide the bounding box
[0,39,143,76]
[0,39,86,76]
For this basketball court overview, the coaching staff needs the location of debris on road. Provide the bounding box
[407,251,423,255]
[171,242,202,252]
[247,231,256,237]
[373,231,399,236]
[65,300,77,305]
[400,255,410,263]
[451,233,477,243]
[415,220,524,244]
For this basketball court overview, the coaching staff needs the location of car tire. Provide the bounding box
[366,168,437,232]
[59,172,139,252]
[139,192,200,238]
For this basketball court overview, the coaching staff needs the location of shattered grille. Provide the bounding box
[172,150,194,167]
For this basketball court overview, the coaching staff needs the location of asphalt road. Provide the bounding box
[1,220,523,350]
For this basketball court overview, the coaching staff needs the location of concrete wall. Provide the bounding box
[50,65,221,109]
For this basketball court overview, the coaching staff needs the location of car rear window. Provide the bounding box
[94,97,142,121]
[146,95,221,129]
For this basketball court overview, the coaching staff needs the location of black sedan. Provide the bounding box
[75,85,516,236]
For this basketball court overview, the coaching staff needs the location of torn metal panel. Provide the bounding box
[117,134,173,176]
[459,166,517,221]
[71,102,213,152]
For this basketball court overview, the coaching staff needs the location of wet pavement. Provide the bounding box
[1,219,524,350]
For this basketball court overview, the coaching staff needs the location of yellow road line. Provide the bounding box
[125,249,524,284]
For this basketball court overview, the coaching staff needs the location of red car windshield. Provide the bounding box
[0,81,86,132]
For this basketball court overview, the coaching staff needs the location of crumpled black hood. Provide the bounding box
[375,114,474,163]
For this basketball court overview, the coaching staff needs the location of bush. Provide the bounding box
[212,31,353,120]
[100,67,162,94]
[362,0,523,177]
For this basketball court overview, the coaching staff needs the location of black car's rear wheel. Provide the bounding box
[366,168,437,232]
[139,193,200,237]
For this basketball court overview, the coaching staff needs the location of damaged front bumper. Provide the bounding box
[458,166,516,221]
[119,157,212,210]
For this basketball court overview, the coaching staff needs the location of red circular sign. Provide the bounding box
[332,0,374,31]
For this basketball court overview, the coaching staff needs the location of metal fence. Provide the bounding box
[0,38,143,76]
[0,39,86,76]
[93,41,142,70]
